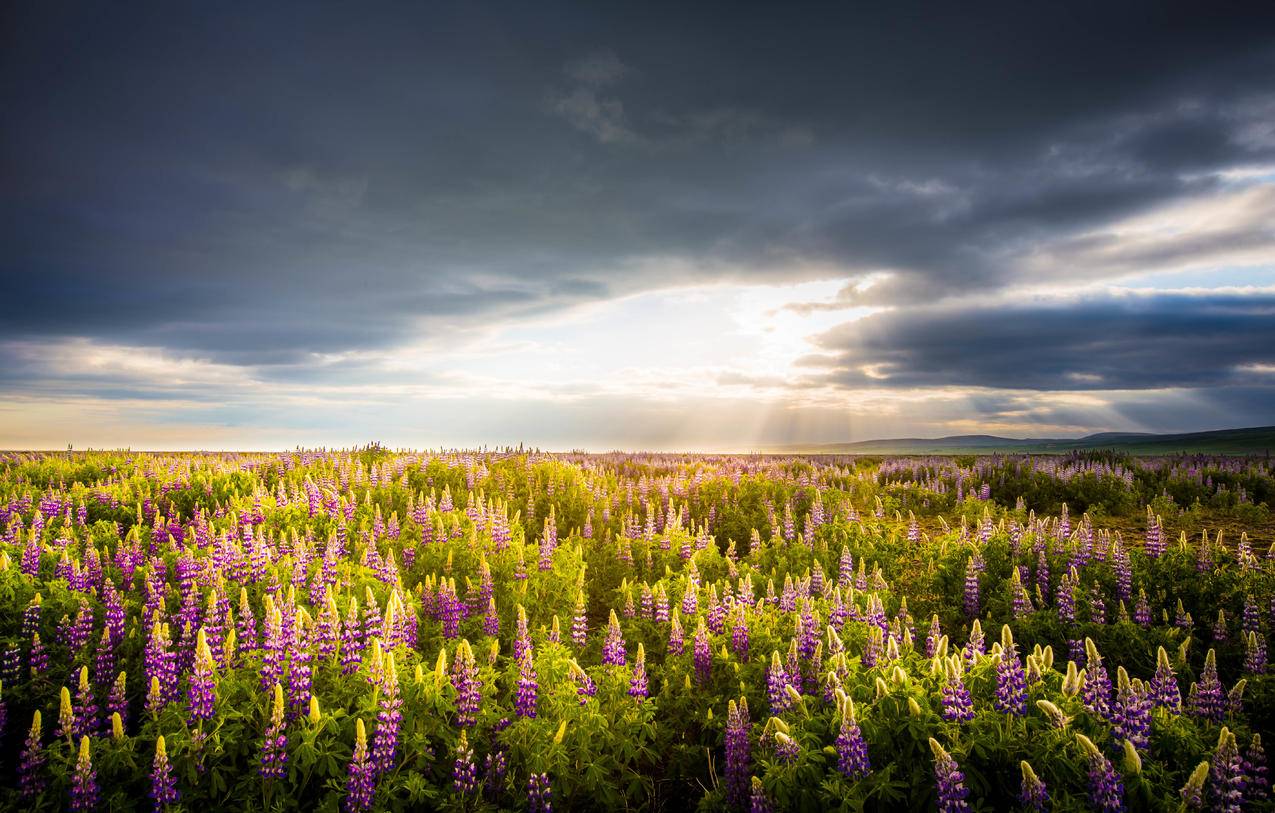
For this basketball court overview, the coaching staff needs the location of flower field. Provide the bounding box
[0,447,1272,811]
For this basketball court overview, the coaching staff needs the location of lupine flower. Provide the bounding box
[70,735,99,812]
[18,710,46,799]
[260,683,288,780]
[1082,639,1112,719]
[188,628,217,723]
[994,626,1027,717]
[962,557,980,618]
[568,660,596,704]
[1019,760,1048,812]
[453,730,478,794]
[1111,668,1151,752]
[941,657,974,722]
[346,718,375,813]
[668,612,685,655]
[749,776,773,813]
[1077,733,1125,812]
[928,738,971,812]
[773,731,799,762]
[1209,727,1244,813]
[1245,733,1269,802]
[766,651,793,714]
[693,620,711,684]
[1191,648,1225,723]
[571,590,588,646]
[1180,760,1210,810]
[602,610,626,666]
[528,772,552,813]
[834,698,870,780]
[629,643,649,701]
[1149,646,1181,711]
[74,666,98,737]
[151,735,179,811]
[725,697,751,807]
[451,640,481,727]
[372,652,403,775]
[514,647,538,718]
[58,684,77,740]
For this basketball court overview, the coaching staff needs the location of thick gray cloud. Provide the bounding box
[3,1,1275,362]
[807,290,1275,390]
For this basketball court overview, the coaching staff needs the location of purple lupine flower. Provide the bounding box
[925,614,942,658]
[1149,646,1181,711]
[1111,669,1151,752]
[1019,761,1048,812]
[750,776,773,813]
[288,609,314,714]
[372,653,403,774]
[941,660,975,722]
[345,719,376,813]
[1144,508,1163,558]
[759,717,794,759]
[1082,639,1112,719]
[1078,735,1125,813]
[1134,589,1151,627]
[18,710,46,800]
[569,660,596,704]
[151,735,179,811]
[514,647,538,719]
[1244,631,1267,675]
[451,640,481,727]
[629,643,649,701]
[1056,574,1076,624]
[528,772,552,813]
[571,590,588,647]
[1245,734,1269,803]
[693,621,711,684]
[453,730,478,794]
[602,610,626,666]
[766,651,792,714]
[188,629,217,723]
[341,598,363,675]
[483,749,509,796]
[1209,728,1244,813]
[107,671,128,731]
[963,557,980,619]
[994,627,1027,717]
[513,605,531,663]
[668,612,685,656]
[70,736,99,812]
[725,698,751,807]
[730,604,750,660]
[1180,761,1209,810]
[483,597,500,637]
[835,699,870,780]
[929,738,971,812]
[1192,649,1226,723]
[74,666,99,737]
[260,683,288,780]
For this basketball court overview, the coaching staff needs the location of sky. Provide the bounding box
[2,1,1275,451]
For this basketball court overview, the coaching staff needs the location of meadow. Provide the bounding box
[0,446,1272,811]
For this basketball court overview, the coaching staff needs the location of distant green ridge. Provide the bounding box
[769,425,1275,455]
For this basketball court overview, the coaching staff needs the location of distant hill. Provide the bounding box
[769,425,1275,455]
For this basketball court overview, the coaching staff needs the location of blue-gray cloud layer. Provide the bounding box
[2,0,1275,434]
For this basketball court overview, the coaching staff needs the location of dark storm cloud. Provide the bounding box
[807,290,1275,390]
[2,0,1274,365]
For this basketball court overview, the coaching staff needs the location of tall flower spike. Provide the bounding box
[18,710,46,799]
[928,738,970,812]
[1076,733,1125,812]
[452,730,478,794]
[514,646,538,718]
[188,628,216,723]
[151,735,179,811]
[450,640,481,727]
[725,697,751,807]
[835,697,870,780]
[70,735,99,813]
[1019,760,1048,812]
[1209,727,1244,813]
[260,683,288,780]
[629,643,649,701]
[345,718,375,813]
[372,652,403,775]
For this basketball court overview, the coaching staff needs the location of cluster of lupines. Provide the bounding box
[0,448,1271,811]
